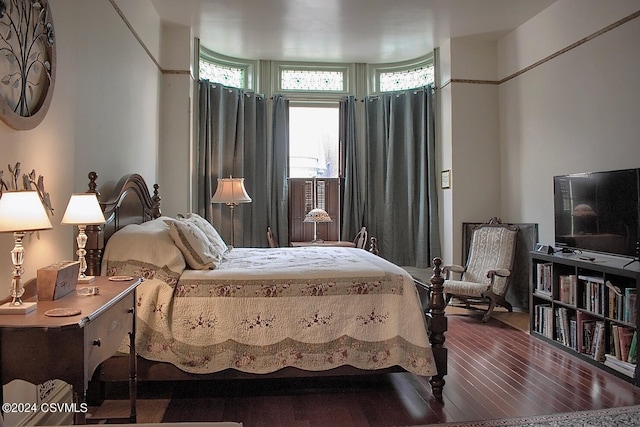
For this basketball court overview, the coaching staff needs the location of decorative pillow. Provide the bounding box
[167,219,221,270]
[101,222,186,276]
[142,216,177,228]
[180,213,229,255]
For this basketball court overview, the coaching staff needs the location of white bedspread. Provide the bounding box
[103,245,436,376]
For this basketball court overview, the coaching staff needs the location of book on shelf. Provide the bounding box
[612,324,621,359]
[534,304,553,339]
[628,330,637,364]
[618,326,635,363]
[569,317,577,350]
[555,308,564,345]
[625,288,637,325]
[592,321,606,362]
[536,263,553,295]
[559,274,577,305]
[555,307,574,348]
[604,353,635,378]
[606,280,623,320]
[576,311,601,354]
[579,275,606,316]
[580,319,596,354]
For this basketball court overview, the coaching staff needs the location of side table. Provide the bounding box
[0,276,141,424]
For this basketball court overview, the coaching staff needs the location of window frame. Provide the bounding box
[288,100,342,179]
[367,53,434,94]
[273,61,353,99]
[199,47,258,90]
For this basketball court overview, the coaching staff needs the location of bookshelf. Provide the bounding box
[530,250,640,386]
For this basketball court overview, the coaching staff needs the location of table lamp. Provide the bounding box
[211,176,252,246]
[0,191,53,313]
[61,193,106,284]
[304,208,332,243]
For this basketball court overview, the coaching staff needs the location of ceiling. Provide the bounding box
[151,0,556,64]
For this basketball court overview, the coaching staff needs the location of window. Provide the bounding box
[288,103,341,242]
[275,63,351,94]
[281,70,344,91]
[379,66,434,92]
[369,54,434,94]
[288,104,340,178]
[198,47,256,90]
[199,61,245,89]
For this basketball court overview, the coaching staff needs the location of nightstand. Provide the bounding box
[0,276,141,424]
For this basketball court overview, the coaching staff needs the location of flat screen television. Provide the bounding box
[553,168,640,258]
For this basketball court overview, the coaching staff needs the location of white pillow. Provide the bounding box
[180,213,229,256]
[167,219,221,270]
[101,222,186,276]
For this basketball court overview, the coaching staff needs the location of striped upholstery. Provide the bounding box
[443,219,518,321]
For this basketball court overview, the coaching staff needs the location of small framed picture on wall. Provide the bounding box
[441,170,451,189]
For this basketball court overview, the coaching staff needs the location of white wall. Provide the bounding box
[72,0,161,193]
[0,0,162,418]
[158,23,194,218]
[438,38,500,265]
[498,0,640,246]
[0,0,162,333]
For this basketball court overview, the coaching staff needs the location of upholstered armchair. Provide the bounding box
[444,217,519,322]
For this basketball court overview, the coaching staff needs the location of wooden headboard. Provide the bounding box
[85,171,162,276]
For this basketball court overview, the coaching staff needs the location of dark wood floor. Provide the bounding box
[99,311,640,426]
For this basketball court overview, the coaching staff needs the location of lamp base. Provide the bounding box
[0,301,37,315]
[78,275,96,284]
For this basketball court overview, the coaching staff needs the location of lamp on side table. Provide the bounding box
[0,191,53,314]
[304,208,332,243]
[62,193,106,284]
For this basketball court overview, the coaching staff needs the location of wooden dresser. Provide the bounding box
[0,276,141,424]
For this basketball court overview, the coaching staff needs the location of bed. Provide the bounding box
[84,172,448,400]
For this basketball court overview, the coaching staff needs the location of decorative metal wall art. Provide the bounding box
[0,162,53,216]
[0,0,56,130]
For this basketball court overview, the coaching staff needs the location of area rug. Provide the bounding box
[414,405,640,426]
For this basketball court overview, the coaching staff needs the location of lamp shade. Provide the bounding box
[0,191,53,232]
[211,177,252,205]
[304,208,332,223]
[61,193,106,225]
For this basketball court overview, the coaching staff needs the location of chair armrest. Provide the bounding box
[443,264,465,280]
[486,269,511,278]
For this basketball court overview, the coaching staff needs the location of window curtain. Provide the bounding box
[268,94,290,246]
[363,86,440,267]
[340,95,363,241]
[197,81,271,247]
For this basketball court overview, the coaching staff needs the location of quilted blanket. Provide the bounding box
[103,236,436,376]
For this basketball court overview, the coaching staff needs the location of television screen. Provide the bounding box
[554,168,640,258]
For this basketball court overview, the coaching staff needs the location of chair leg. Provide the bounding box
[482,300,497,323]
[501,299,513,313]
